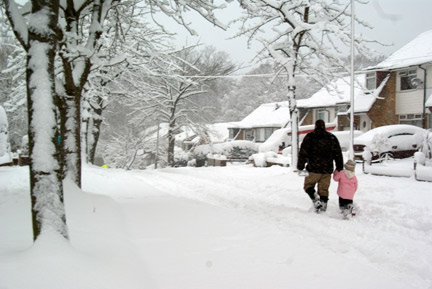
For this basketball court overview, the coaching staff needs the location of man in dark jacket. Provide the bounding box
[297,119,344,212]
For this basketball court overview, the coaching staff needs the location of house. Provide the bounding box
[364,29,432,130]
[299,30,432,131]
[228,102,290,142]
[297,74,386,132]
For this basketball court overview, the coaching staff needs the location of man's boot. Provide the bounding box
[319,196,329,212]
[306,187,322,211]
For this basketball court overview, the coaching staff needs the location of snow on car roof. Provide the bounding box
[354,124,426,144]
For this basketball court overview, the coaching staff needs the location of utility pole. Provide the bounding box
[349,0,355,160]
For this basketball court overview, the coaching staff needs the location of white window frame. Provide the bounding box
[337,105,348,114]
[399,69,417,91]
[315,109,329,122]
[399,114,422,127]
[366,72,376,90]
[255,128,265,142]
[265,128,274,140]
[244,129,254,141]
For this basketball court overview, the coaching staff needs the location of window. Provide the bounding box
[337,105,348,114]
[399,114,422,127]
[244,129,254,141]
[229,128,240,140]
[366,72,376,90]
[265,128,274,140]
[316,109,328,122]
[255,128,264,142]
[400,69,417,91]
[255,128,277,142]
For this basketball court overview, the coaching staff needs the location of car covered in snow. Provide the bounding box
[353,124,427,162]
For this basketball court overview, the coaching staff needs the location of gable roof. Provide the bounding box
[229,101,290,129]
[367,30,432,70]
[297,74,386,113]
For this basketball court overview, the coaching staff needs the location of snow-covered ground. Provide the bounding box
[1,157,432,289]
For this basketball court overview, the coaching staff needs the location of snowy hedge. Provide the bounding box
[193,140,259,160]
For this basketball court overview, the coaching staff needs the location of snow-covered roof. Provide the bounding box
[297,74,385,113]
[230,102,290,129]
[367,30,432,71]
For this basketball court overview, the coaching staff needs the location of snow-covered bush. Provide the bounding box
[172,149,190,167]
[193,140,258,160]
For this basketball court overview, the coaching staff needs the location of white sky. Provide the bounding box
[157,0,432,71]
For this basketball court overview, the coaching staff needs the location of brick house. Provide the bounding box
[297,73,386,132]
[299,30,432,131]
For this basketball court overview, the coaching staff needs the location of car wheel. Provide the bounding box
[379,152,394,162]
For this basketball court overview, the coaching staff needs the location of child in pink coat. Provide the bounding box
[333,159,358,216]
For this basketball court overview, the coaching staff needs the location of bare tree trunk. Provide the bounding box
[58,0,102,186]
[82,117,89,163]
[89,116,103,164]
[87,103,103,164]
[167,123,175,167]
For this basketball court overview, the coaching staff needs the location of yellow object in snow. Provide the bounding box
[101,164,108,168]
